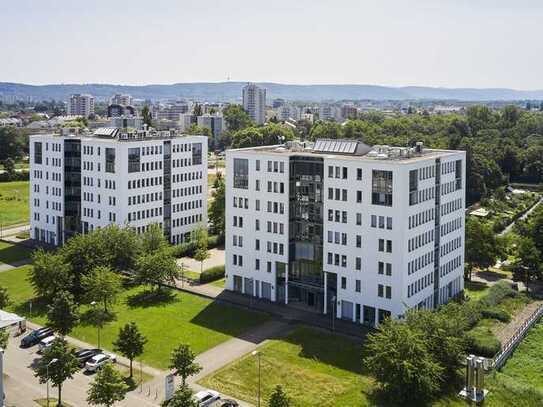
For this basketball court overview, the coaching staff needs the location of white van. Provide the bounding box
[38,335,57,353]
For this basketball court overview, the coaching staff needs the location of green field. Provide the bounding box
[0,241,33,265]
[0,181,29,227]
[0,266,269,369]
[200,326,372,406]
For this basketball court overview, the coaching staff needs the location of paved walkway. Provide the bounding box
[0,224,30,239]
[494,300,543,346]
[177,248,225,273]
[499,196,542,236]
[0,258,32,273]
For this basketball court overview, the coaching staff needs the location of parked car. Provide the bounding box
[84,353,116,373]
[74,348,102,367]
[20,327,53,348]
[220,399,239,407]
[194,390,220,406]
[38,335,57,353]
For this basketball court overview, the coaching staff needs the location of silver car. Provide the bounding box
[84,353,116,372]
[194,390,220,406]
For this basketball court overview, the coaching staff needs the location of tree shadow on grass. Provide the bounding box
[465,280,489,292]
[126,288,178,308]
[79,308,117,327]
[13,298,48,320]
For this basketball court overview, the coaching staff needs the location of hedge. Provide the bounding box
[466,328,502,358]
[481,307,511,323]
[170,234,224,258]
[0,170,29,183]
[199,265,225,284]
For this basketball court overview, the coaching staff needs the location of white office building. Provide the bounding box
[225,139,465,326]
[242,83,266,125]
[67,94,95,118]
[197,114,224,145]
[30,128,208,246]
[110,94,133,106]
[319,104,342,122]
[276,105,300,122]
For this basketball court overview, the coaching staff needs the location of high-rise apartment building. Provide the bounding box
[225,140,465,326]
[110,94,133,106]
[67,94,95,118]
[242,83,266,125]
[30,128,207,246]
[197,114,224,145]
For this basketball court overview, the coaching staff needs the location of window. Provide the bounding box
[356,257,361,270]
[409,169,418,205]
[355,280,361,292]
[378,261,384,274]
[378,239,385,252]
[233,158,249,189]
[386,217,393,230]
[341,277,347,289]
[357,168,362,180]
[372,170,393,206]
[105,148,115,173]
[356,213,362,226]
[267,261,272,273]
[256,160,260,171]
[371,215,377,228]
[328,166,333,178]
[256,259,260,270]
[342,167,348,179]
[386,263,392,276]
[357,191,362,203]
[128,148,140,173]
[356,235,362,248]
[386,240,392,253]
[34,142,43,164]
[386,286,392,299]
[378,284,384,297]
[192,142,202,165]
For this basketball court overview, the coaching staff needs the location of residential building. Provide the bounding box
[29,128,207,246]
[110,94,133,106]
[154,102,191,121]
[319,104,341,122]
[277,105,300,122]
[225,140,465,326]
[341,104,358,120]
[272,98,286,109]
[109,116,143,129]
[242,83,266,125]
[67,94,95,118]
[107,104,136,117]
[197,114,224,145]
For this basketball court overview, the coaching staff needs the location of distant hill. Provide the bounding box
[1,81,543,102]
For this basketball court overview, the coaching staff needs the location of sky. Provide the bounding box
[2,0,543,89]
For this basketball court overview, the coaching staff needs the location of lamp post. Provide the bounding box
[331,295,336,332]
[90,301,101,348]
[46,358,59,407]
[252,350,261,407]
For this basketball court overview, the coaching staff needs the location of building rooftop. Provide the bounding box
[230,139,464,163]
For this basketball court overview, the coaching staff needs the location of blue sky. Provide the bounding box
[2,0,542,89]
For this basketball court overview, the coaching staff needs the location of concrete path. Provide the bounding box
[499,196,542,236]
[0,258,32,273]
[177,248,225,273]
[494,300,543,346]
[0,224,30,239]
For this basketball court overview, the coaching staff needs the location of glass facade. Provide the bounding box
[63,139,81,242]
[105,148,115,173]
[372,170,393,206]
[233,158,249,189]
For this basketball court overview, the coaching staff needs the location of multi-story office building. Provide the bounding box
[225,139,465,326]
[67,94,95,118]
[110,94,133,106]
[30,128,208,246]
[197,114,224,145]
[319,104,342,122]
[154,102,191,121]
[276,105,300,122]
[242,83,266,125]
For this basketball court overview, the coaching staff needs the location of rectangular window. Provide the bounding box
[378,239,384,252]
[356,235,362,248]
[386,263,392,276]
[356,257,361,270]
[372,170,393,206]
[357,191,362,203]
[409,169,418,205]
[386,217,392,230]
[105,148,115,173]
[386,286,392,299]
[34,142,43,164]
[357,168,362,180]
[371,215,377,228]
[342,167,348,179]
[378,284,384,297]
[355,280,361,292]
[341,277,347,289]
[378,261,384,274]
[233,158,249,189]
[128,147,141,173]
[256,160,260,171]
[192,142,202,165]
[356,213,362,226]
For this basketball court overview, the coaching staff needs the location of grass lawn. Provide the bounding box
[0,266,269,370]
[464,280,490,300]
[208,173,217,188]
[199,326,372,407]
[35,399,73,407]
[209,278,225,288]
[0,241,33,265]
[0,181,29,227]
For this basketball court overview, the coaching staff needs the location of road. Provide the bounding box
[499,196,543,236]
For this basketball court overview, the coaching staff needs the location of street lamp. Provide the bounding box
[252,350,261,407]
[46,358,59,407]
[90,301,101,348]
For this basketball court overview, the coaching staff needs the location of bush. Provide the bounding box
[481,307,511,323]
[466,328,502,358]
[0,170,29,183]
[170,234,222,258]
[199,265,225,284]
[480,281,517,308]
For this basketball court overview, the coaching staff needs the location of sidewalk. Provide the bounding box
[495,300,543,346]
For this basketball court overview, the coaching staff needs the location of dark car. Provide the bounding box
[221,400,239,407]
[75,348,102,367]
[20,327,54,348]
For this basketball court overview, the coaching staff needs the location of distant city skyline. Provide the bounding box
[2,0,543,90]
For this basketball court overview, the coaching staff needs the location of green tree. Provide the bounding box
[30,249,72,302]
[47,291,80,337]
[135,249,179,291]
[34,338,80,406]
[268,385,290,407]
[512,237,542,292]
[465,218,499,280]
[192,225,210,273]
[113,322,147,378]
[87,362,129,407]
[0,285,10,309]
[363,319,443,403]
[140,223,168,255]
[169,344,202,386]
[192,103,202,116]
[223,104,253,131]
[141,105,152,128]
[162,384,197,407]
[0,127,25,163]
[82,266,122,313]
[0,328,9,349]
[208,175,225,237]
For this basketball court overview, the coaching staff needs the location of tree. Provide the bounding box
[30,249,72,302]
[0,328,9,349]
[512,237,542,292]
[363,319,443,403]
[2,157,15,177]
[140,223,168,255]
[87,363,129,407]
[268,385,290,407]
[141,105,152,128]
[162,384,197,407]
[47,291,80,337]
[34,338,80,406]
[0,285,10,309]
[135,249,179,291]
[465,218,499,280]
[82,266,123,313]
[192,103,202,117]
[223,104,253,131]
[208,175,225,237]
[0,127,25,163]
[113,322,147,378]
[192,225,210,273]
[169,344,202,386]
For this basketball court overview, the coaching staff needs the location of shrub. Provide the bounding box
[466,328,502,358]
[199,265,225,284]
[481,307,511,323]
[480,281,517,308]
[170,234,222,258]
[0,170,29,183]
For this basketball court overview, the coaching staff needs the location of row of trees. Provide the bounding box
[512,204,543,289]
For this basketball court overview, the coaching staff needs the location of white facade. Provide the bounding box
[110,94,133,106]
[242,83,266,125]
[319,104,342,122]
[225,140,465,326]
[197,114,224,143]
[276,105,300,122]
[67,94,95,118]
[30,129,207,246]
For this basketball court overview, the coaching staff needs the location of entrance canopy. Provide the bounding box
[0,310,25,329]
